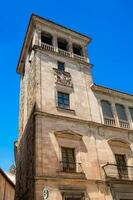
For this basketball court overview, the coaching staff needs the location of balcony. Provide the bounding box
[73,53,88,62]
[103,117,131,129]
[119,120,130,129]
[53,68,73,88]
[39,42,88,63]
[58,161,85,179]
[41,42,54,52]
[104,116,116,127]
[58,48,71,57]
[103,163,133,181]
[60,161,83,173]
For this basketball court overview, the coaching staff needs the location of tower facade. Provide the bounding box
[15,14,133,200]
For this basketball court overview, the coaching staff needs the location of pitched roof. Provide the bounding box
[0,168,15,187]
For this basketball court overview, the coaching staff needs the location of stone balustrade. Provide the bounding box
[40,42,88,63]
[104,117,116,127]
[119,120,130,129]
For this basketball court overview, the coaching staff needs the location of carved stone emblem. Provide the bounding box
[53,68,73,88]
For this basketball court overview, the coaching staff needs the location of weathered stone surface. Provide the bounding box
[15,15,133,200]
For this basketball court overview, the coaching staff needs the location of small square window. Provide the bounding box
[58,61,65,71]
[57,92,69,109]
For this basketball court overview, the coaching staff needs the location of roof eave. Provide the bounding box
[16,14,92,74]
[91,84,133,100]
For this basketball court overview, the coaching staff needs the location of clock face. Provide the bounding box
[42,187,49,199]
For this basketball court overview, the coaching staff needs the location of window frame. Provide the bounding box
[57,61,65,71]
[57,92,70,109]
[115,103,128,121]
[101,100,114,118]
[129,107,133,121]
[61,147,76,173]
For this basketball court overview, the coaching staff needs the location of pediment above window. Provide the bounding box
[54,130,82,140]
[108,138,130,148]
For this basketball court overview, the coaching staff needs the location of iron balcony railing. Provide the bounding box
[60,161,83,173]
[103,163,133,180]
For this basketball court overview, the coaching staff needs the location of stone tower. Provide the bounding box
[15,14,133,200]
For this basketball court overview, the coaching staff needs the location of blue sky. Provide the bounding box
[0,0,133,171]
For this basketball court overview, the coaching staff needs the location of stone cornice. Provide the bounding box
[17,14,91,74]
[34,111,133,133]
[34,175,101,182]
[91,84,133,102]
[32,14,91,44]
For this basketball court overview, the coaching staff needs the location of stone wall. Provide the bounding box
[34,50,101,123]
[15,113,35,200]
[33,112,133,200]
[18,52,36,136]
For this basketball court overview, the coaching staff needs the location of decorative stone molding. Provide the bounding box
[54,130,82,140]
[128,132,133,142]
[53,68,73,88]
[91,84,133,102]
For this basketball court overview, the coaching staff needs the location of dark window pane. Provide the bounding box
[116,104,127,121]
[129,107,133,121]
[58,38,68,51]
[57,92,69,109]
[41,33,52,45]
[58,99,63,104]
[101,100,113,118]
[73,44,82,56]
[58,61,65,71]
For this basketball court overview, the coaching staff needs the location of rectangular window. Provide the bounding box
[61,147,76,172]
[115,154,128,179]
[129,107,133,121]
[58,61,65,71]
[58,92,69,109]
[101,100,113,118]
[116,104,127,121]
